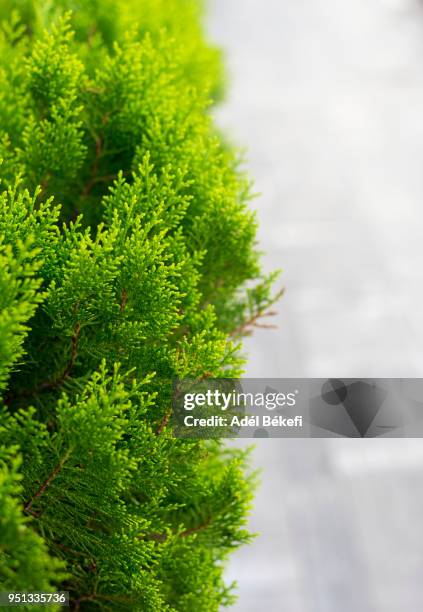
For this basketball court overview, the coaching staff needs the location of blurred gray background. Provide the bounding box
[208,0,423,610]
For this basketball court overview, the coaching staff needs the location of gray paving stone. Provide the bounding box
[208,1,423,610]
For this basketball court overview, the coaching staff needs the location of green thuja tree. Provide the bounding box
[0,1,279,610]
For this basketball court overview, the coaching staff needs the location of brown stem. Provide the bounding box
[155,410,170,436]
[24,448,72,514]
[120,288,127,312]
[73,593,134,607]
[53,542,87,558]
[155,371,214,435]
[60,321,81,381]
[81,136,103,198]
[38,172,52,199]
[84,172,123,190]
[229,288,284,337]
[32,321,81,393]
[144,516,212,543]
[4,322,81,405]
[87,25,97,49]
[180,517,212,538]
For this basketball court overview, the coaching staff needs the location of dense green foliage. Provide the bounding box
[0,1,278,609]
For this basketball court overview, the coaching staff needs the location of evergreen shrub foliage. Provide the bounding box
[0,1,279,609]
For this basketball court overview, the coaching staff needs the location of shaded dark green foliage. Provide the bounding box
[0,1,279,609]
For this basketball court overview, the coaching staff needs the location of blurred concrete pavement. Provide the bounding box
[208,0,423,610]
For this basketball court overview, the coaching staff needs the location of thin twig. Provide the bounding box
[144,516,212,543]
[81,136,103,198]
[87,25,97,49]
[180,517,212,538]
[24,448,72,514]
[37,172,52,200]
[4,322,81,405]
[73,593,134,607]
[229,288,285,337]
[120,288,127,312]
[155,371,214,435]
[156,411,170,436]
[53,542,87,558]
[33,321,81,393]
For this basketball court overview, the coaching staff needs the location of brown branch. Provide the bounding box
[155,410,170,436]
[79,111,115,201]
[84,172,123,190]
[229,309,276,337]
[145,531,167,543]
[34,321,81,393]
[229,288,285,338]
[143,493,238,544]
[87,25,97,49]
[251,321,278,329]
[24,448,72,514]
[155,371,214,436]
[180,517,212,538]
[81,136,103,198]
[37,172,52,201]
[62,321,81,380]
[120,288,127,312]
[83,86,105,95]
[4,322,81,405]
[73,593,134,608]
[53,542,87,558]
[94,173,119,183]
[40,173,51,191]
[144,517,212,543]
